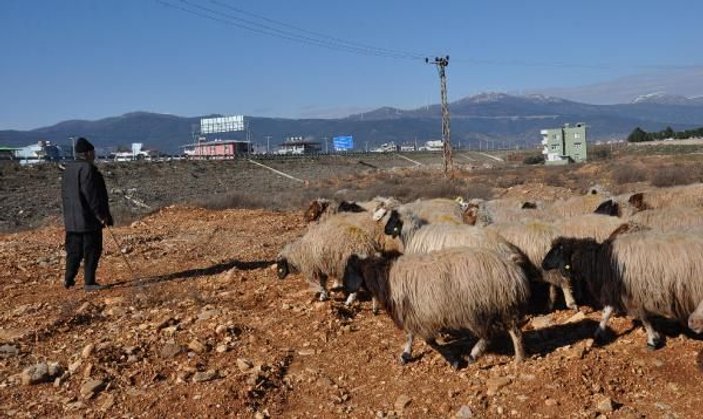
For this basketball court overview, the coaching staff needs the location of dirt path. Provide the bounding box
[1,205,701,418]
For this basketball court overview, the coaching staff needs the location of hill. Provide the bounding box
[1,94,703,153]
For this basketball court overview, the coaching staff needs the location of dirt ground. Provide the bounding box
[2,152,703,418]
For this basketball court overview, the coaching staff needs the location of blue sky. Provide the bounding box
[1,0,702,129]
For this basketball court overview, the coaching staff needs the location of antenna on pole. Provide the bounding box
[426,55,453,176]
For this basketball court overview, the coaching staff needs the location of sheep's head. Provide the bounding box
[303,199,330,223]
[343,254,366,294]
[542,237,577,277]
[338,201,365,213]
[461,202,482,225]
[628,193,648,212]
[384,210,403,238]
[594,199,620,217]
[276,257,290,279]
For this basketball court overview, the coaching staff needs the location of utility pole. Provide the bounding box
[323,136,329,154]
[265,136,272,154]
[426,55,453,176]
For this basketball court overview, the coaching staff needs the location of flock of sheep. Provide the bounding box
[275,183,703,368]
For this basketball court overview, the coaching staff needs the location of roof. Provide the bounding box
[278,141,321,146]
[181,140,251,148]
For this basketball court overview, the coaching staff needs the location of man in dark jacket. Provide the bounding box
[61,137,113,291]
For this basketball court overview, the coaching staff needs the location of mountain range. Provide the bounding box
[2,93,702,154]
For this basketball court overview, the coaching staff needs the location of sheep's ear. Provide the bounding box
[594,199,619,217]
[372,207,387,221]
[607,223,630,241]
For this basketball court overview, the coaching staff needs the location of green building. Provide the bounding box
[541,123,587,165]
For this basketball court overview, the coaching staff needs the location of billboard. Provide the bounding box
[200,115,245,134]
[333,135,354,152]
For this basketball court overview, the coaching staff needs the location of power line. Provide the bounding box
[155,0,702,71]
[156,0,426,60]
[209,0,425,60]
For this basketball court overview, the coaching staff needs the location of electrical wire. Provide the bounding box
[156,0,427,60]
[156,0,702,71]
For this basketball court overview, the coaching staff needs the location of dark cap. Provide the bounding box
[74,137,94,153]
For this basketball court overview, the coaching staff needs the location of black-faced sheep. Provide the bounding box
[343,247,530,367]
[542,230,703,348]
[486,215,627,310]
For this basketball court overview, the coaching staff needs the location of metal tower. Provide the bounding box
[426,55,453,175]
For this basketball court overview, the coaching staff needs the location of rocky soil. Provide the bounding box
[2,151,703,417]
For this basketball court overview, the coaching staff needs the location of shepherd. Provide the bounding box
[61,137,113,291]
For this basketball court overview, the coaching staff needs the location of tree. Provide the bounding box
[627,127,651,143]
[662,126,675,139]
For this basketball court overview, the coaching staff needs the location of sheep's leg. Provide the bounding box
[371,296,379,315]
[315,273,329,301]
[468,338,489,363]
[344,292,357,306]
[641,316,663,349]
[399,333,414,364]
[561,283,578,310]
[688,299,703,334]
[508,326,525,363]
[594,305,614,342]
[424,337,462,370]
[548,285,559,311]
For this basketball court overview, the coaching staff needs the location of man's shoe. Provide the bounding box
[84,283,104,292]
[63,280,75,289]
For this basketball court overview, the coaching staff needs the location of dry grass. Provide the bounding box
[650,166,698,187]
[611,164,648,185]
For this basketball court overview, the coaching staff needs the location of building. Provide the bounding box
[183,138,252,159]
[111,143,159,161]
[541,123,588,165]
[276,137,321,155]
[13,140,62,165]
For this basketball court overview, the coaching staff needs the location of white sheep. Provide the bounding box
[343,247,530,367]
[277,212,382,307]
[373,197,467,225]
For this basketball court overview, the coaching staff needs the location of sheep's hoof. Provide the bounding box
[593,328,608,345]
[318,293,329,302]
[372,308,379,315]
[647,338,664,351]
[465,355,476,365]
[567,303,579,311]
[399,352,412,365]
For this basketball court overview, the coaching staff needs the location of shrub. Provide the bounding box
[590,148,611,161]
[611,164,647,185]
[523,155,545,165]
[650,167,696,187]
